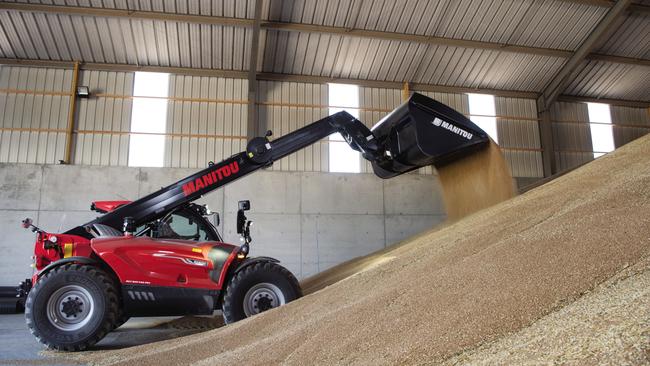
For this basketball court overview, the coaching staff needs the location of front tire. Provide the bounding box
[25,264,120,351]
[113,311,130,329]
[222,262,301,324]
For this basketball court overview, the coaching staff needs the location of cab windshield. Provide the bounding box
[137,206,222,242]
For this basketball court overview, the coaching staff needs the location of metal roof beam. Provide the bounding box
[0,58,250,78]
[2,57,647,107]
[561,0,650,14]
[0,57,535,98]
[556,95,649,108]
[0,3,647,66]
[257,73,539,98]
[535,0,632,178]
[539,0,633,111]
[261,22,571,58]
[586,53,650,67]
[0,3,254,27]
[247,0,263,140]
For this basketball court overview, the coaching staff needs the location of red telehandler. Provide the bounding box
[7,93,489,351]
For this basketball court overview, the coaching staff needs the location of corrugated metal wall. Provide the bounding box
[165,75,248,168]
[257,80,329,172]
[0,66,71,164]
[2,65,645,179]
[0,66,252,169]
[610,105,650,148]
[74,70,133,166]
[550,101,593,172]
[495,97,543,178]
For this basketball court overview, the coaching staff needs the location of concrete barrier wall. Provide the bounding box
[0,163,446,284]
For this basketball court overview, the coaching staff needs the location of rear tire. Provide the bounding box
[222,262,301,324]
[25,264,120,351]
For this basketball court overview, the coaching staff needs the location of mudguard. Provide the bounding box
[35,256,99,280]
[234,256,280,275]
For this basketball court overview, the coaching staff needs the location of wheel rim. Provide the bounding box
[46,285,95,331]
[243,283,285,317]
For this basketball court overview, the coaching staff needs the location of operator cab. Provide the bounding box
[137,204,223,242]
[90,201,223,242]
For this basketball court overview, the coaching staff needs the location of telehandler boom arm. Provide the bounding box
[66,93,489,237]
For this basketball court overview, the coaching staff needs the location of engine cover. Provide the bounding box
[91,236,239,290]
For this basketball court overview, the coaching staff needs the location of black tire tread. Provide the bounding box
[113,311,130,329]
[222,261,301,324]
[25,264,120,351]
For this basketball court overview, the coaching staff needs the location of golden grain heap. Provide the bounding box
[69,135,649,366]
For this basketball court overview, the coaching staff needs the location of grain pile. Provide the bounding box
[443,256,650,365]
[69,135,650,365]
[302,140,514,295]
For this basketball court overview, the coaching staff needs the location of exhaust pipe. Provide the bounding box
[370,93,490,178]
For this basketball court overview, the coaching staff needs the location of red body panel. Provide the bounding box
[91,200,132,213]
[91,237,238,290]
[33,233,91,269]
[32,231,240,291]
[31,233,92,284]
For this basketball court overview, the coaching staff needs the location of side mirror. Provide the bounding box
[238,200,250,211]
[236,200,250,234]
[212,212,220,227]
[21,218,33,229]
[21,217,42,233]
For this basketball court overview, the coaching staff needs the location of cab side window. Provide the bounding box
[157,212,211,241]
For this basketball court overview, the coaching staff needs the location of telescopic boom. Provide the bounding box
[66,93,489,237]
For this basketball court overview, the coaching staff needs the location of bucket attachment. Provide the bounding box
[370,93,490,178]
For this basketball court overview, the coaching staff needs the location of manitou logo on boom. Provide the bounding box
[182,161,240,196]
[431,117,473,140]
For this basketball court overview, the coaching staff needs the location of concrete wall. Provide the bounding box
[0,163,446,285]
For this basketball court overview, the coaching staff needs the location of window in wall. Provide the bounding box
[586,102,614,158]
[128,72,170,167]
[328,83,360,173]
[467,93,498,143]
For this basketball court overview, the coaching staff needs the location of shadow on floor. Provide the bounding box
[0,313,224,365]
[91,315,225,350]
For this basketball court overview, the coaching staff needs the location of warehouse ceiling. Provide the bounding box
[0,0,647,102]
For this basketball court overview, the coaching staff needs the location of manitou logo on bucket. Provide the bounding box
[182,161,240,196]
[431,117,473,140]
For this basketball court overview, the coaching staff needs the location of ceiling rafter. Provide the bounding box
[0,2,647,68]
[562,0,649,14]
[539,0,634,110]
[2,57,648,108]
[247,0,263,139]
[0,57,535,99]
[535,0,634,178]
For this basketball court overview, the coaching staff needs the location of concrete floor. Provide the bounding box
[0,313,222,365]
